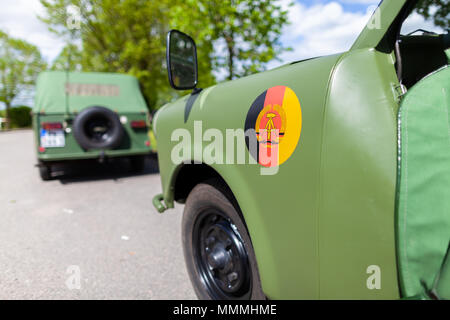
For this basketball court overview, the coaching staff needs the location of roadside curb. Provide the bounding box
[0,128,32,133]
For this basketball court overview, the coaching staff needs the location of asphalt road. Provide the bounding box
[0,130,196,299]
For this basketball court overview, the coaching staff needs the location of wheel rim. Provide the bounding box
[84,116,113,144]
[193,209,252,299]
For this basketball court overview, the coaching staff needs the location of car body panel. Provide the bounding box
[34,112,151,162]
[155,54,341,299]
[153,0,439,299]
[319,48,400,299]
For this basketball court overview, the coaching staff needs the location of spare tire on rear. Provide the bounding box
[73,106,124,150]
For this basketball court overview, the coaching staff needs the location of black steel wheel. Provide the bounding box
[182,179,265,300]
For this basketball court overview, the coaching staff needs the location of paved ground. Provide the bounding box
[0,130,196,299]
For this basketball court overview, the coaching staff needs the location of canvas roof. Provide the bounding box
[34,71,148,114]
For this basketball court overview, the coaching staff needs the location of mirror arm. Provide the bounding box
[192,87,203,95]
[184,87,203,123]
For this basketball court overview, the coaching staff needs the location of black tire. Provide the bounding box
[129,155,146,172]
[39,164,51,181]
[182,180,265,300]
[72,106,124,150]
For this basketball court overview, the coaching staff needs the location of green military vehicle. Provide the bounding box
[152,0,450,299]
[33,71,152,180]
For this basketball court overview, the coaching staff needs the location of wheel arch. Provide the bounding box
[171,164,252,240]
[172,163,224,203]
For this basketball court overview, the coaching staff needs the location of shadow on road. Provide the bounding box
[54,154,159,184]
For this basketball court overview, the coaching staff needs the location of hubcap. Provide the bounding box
[193,211,252,299]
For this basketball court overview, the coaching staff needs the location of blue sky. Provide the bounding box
[0,0,442,107]
[297,0,380,11]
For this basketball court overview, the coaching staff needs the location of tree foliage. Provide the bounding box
[40,0,176,108]
[0,30,46,129]
[51,43,83,71]
[10,106,32,128]
[202,0,291,80]
[416,0,450,30]
[170,0,291,80]
[39,0,291,107]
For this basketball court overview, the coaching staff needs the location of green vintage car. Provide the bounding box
[33,71,152,180]
[152,0,450,299]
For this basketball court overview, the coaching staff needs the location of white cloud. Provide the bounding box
[272,0,444,68]
[0,0,67,107]
[272,1,374,67]
[0,0,65,62]
[401,11,444,35]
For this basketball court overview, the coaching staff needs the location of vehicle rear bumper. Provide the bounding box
[38,148,151,162]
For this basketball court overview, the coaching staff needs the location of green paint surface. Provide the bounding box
[152,0,450,299]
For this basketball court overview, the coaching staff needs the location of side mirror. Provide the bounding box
[166,30,198,90]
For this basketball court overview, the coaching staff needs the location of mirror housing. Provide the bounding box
[166,30,198,90]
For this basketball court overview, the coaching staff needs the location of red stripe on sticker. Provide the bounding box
[263,85,286,107]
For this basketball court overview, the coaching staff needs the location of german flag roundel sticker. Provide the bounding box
[245,86,302,167]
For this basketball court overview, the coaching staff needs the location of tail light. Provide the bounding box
[145,140,151,147]
[131,120,147,129]
[41,122,63,130]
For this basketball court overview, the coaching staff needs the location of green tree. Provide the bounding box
[40,0,168,108]
[40,0,211,107]
[416,0,449,30]
[0,31,46,129]
[39,0,291,106]
[9,106,32,128]
[171,0,291,80]
[51,43,83,71]
[201,0,291,80]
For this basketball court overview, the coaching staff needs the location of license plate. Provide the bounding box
[40,129,65,148]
